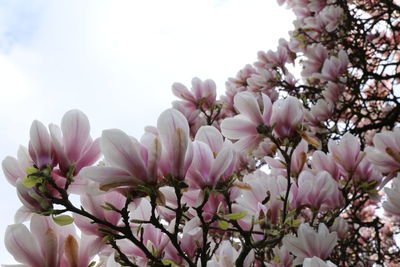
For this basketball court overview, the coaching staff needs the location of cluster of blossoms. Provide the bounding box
[3,0,400,266]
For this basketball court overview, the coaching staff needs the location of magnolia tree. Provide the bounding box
[3,0,400,266]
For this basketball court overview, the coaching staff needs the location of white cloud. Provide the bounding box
[0,0,294,263]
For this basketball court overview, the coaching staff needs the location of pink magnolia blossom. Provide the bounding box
[311,151,341,181]
[186,127,236,188]
[49,109,101,175]
[366,128,400,175]
[172,77,217,109]
[266,139,309,176]
[221,92,272,152]
[314,50,349,82]
[282,223,337,265]
[157,109,193,179]
[301,44,329,78]
[319,6,344,32]
[270,96,304,138]
[266,246,294,267]
[73,191,125,236]
[383,175,400,216]
[2,146,33,186]
[28,120,53,169]
[296,171,343,211]
[330,217,349,240]
[207,241,255,267]
[5,214,73,267]
[328,133,365,174]
[80,128,160,191]
[305,99,334,126]
[303,257,337,267]
[233,170,296,226]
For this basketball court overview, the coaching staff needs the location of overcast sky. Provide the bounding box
[0,0,294,263]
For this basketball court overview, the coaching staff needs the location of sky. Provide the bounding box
[0,0,294,263]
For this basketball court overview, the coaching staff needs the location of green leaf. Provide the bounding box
[22,176,42,188]
[25,167,39,175]
[161,259,177,266]
[273,255,280,264]
[218,220,229,230]
[225,212,247,220]
[52,215,74,226]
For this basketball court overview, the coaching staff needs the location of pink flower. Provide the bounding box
[282,223,337,265]
[303,257,337,267]
[296,171,343,211]
[311,151,341,181]
[2,146,33,186]
[49,110,101,175]
[366,128,400,175]
[328,133,365,174]
[383,175,400,216]
[329,217,348,240]
[314,50,349,82]
[266,246,294,267]
[80,128,160,191]
[270,96,304,138]
[74,191,125,236]
[157,109,193,179]
[305,99,334,126]
[5,214,72,267]
[172,77,217,109]
[221,92,272,152]
[28,120,53,169]
[266,139,309,176]
[207,241,255,267]
[301,44,329,78]
[187,127,236,188]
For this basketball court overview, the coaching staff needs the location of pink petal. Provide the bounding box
[79,166,142,191]
[172,82,195,102]
[5,224,43,267]
[61,110,90,163]
[2,156,25,186]
[209,147,234,185]
[75,138,101,172]
[234,92,263,123]
[101,129,148,182]
[195,126,223,154]
[29,120,52,168]
[157,109,190,178]
[220,116,257,140]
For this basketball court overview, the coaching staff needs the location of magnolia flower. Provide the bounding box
[233,170,294,226]
[186,127,236,188]
[330,217,349,240]
[74,191,125,236]
[282,223,337,265]
[221,92,272,152]
[266,139,309,176]
[28,120,54,169]
[383,176,400,216]
[266,246,294,267]
[172,77,217,109]
[301,44,329,78]
[80,128,160,191]
[157,109,193,179]
[366,128,400,175]
[328,133,365,174]
[314,50,349,82]
[270,96,304,138]
[207,241,255,267]
[296,171,343,211]
[49,109,101,175]
[311,151,341,181]
[303,257,337,267]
